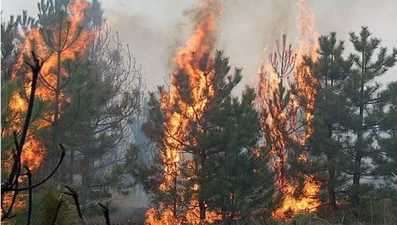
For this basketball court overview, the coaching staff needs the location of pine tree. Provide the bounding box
[308,32,352,210]
[256,35,298,187]
[35,0,99,174]
[1,12,39,163]
[345,26,397,207]
[41,0,143,208]
[201,87,277,221]
[2,0,144,216]
[1,19,21,152]
[134,50,277,223]
[373,81,397,186]
[63,31,142,209]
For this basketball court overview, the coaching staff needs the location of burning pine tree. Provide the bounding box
[2,3,95,216]
[1,0,142,219]
[134,0,277,224]
[255,0,320,220]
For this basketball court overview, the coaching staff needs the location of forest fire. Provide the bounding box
[2,0,94,213]
[4,0,94,171]
[147,0,322,223]
[255,0,320,221]
[3,0,397,224]
[144,0,222,224]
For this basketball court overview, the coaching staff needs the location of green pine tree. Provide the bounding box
[200,87,277,221]
[345,26,397,207]
[373,81,397,186]
[308,32,352,210]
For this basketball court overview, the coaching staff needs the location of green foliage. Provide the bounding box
[307,27,397,213]
[198,87,277,221]
[1,18,22,81]
[1,79,20,148]
[2,0,397,222]
[343,26,397,206]
[2,0,144,220]
[5,182,79,225]
[307,31,353,210]
[135,50,277,222]
[373,81,397,184]
[33,185,78,225]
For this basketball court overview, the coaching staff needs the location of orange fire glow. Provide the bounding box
[2,1,94,215]
[3,0,94,172]
[255,0,320,221]
[295,0,318,139]
[2,0,93,216]
[145,0,222,224]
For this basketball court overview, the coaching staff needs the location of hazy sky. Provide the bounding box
[2,0,397,92]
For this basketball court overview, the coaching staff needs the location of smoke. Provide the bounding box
[2,0,396,216]
[311,0,397,84]
[170,0,222,73]
[3,0,396,89]
[101,0,396,92]
[102,0,196,90]
[217,0,301,91]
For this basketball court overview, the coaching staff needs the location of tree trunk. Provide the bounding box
[351,60,365,207]
[351,135,362,207]
[173,170,177,220]
[199,152,206,223]
[51,51,62,180]
[81,152,90,208]
[68,149,75,184]
[327,162,338,210]
[327,122,338,210]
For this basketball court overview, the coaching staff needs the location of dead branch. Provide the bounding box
[0,52,65,223]
[64,185,85,225]
[98,202,111,225]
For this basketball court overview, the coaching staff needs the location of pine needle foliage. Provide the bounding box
[33,185,79,225]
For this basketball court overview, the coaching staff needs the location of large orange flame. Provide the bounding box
[255,0,320,221]
[145,0,222,224]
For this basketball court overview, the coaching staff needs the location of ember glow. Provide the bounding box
[144,0,222,224]
[255,0,320,221]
